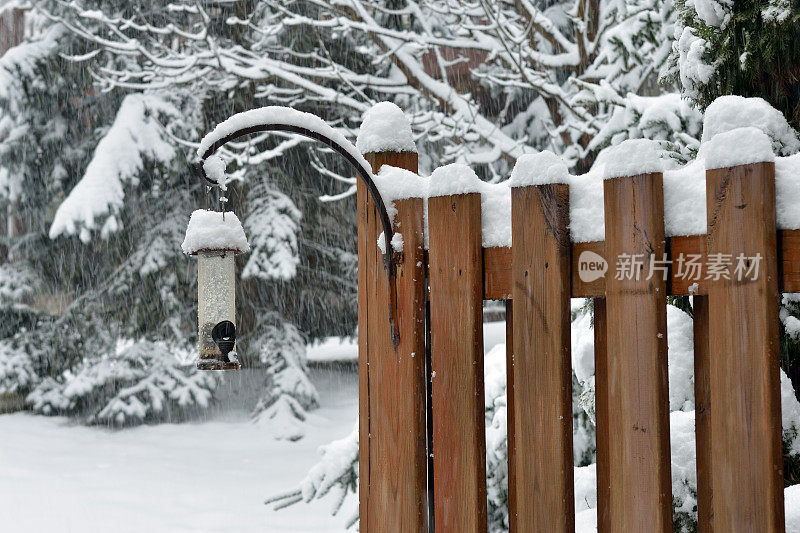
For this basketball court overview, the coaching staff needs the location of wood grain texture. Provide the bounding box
[505,300,516,525]
[428,192,488,533]
[356,176,372,531]
[692,295,712,532]
[705,162,784,532]
[479,230,799,299]
[593,298,610,533]
[483,247,512,300]
[572,241,606,298]
[669,234,707,295]
[781,230,800,293]
[359,151,426,532]
[508,184,574,532]
[603,172,672,532]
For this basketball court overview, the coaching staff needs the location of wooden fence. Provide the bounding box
[357,147,800,532]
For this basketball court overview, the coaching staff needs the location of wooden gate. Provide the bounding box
[357,144,800,532]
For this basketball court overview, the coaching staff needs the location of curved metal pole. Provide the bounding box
[198,123,399,344]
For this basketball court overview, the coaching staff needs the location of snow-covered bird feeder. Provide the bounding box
[182,209,250,370]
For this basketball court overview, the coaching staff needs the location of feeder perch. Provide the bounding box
[182,209,250,370]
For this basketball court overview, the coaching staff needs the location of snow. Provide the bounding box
[197,107,372,181]
[775,154,800,231]
[356,102,416,154]
[0,26,62,102]
[373,165,428,201]
[374,164,512,248]
[480,181,512,248]
[670,410,699,520]
[662,158,707,237]
[376,231,403,254]
[203,155,231,190]
[688,0,732,28]
[667,306,696,412]
[788,485,800,532]
[781,368,800,457]
[675,28,716,101]
[509,151,570,187]
[602,139,664,180]
[571,308,595,384]
[181,210,250,255]
[568,169,605,243]
[4,318,800,532]
[563,94,800,240]
[428,163,484,197]
[702,96,800,155]
[661,148,800,237]
[241,187,301,282]
[0,369,359,532]
[49,93,179,242]
[306,337,358,363]
[704,127,775,170]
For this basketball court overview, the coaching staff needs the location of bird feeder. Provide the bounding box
[182,209,250,370]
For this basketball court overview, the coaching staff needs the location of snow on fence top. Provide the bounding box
[356,102,417,154]
[509,151,570,187]
[370,95,800,248]
[374,163,511,248]
[428,163,484,197]
[703,127,774,169]
[197,106,372,179]
[602,139,664,180]
[181,209,250,255]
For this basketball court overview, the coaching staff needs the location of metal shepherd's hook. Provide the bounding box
[198,122,400,346]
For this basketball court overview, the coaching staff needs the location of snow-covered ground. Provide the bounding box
[0,368,359,533]
[3,324,800,533]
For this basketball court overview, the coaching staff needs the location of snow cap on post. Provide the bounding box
[356,102,416,155]
[374,165,428,201]
[703,127,774,170]
[182,209,250,255]
[602,138,664,180]
[509,150,570,187]
[428,163,483,197]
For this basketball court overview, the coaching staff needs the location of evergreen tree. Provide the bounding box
[666,0,800,408]
[665,0,800,129]
[0,3,359,433]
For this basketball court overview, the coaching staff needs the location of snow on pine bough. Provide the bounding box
[194,107,401,348]
[182,210,250,370]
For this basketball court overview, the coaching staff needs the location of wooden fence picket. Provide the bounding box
[692,295,712,532]
[603,171,673,531]
[427,190,488,533]
[705,161,784,532]
[508,182,574,532]
[593,297,611,533]
[358,151,427,532]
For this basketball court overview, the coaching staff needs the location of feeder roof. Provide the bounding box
[181,209,250,255]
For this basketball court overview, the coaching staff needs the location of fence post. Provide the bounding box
[509,181,574,531]
[603,169,672,531]
[593,297,610,533]
[693,295,712,532]
[428,175,487,532]
[505,300,515,524]
[705,161,784,531]
[358,150,427,532]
